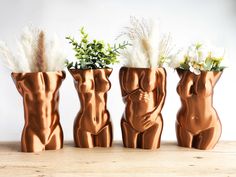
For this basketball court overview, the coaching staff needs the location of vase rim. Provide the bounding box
[121,66,164,70]
[11,70,65,75]
[176,68,223,73]
[68,68,113,72]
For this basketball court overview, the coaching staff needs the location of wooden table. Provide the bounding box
[0,141,235,177]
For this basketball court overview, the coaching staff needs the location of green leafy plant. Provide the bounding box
[66,27,129,69]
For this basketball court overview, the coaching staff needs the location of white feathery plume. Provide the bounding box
[120,17,174,68]
[0,41,20,71]
[19,26,41,72]
[146,18,160,67]
[122,44,148,68]
[45,34,66,71]
[158,33,176,66]
[15,40,31,72]
[0,26,66,73]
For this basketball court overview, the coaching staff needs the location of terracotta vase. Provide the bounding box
[176,69,222,150]
[11,71,66,152]
[119,67,166,149]
[69,69,113,148]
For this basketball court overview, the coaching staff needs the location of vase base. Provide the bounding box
[121,119,162,149]
[21,125,64,153]
[74,122,113,148]
[176,122,221,150]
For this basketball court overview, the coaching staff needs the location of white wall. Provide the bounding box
[0,0,235,141]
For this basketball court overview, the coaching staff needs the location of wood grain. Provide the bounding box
[0,141,235,177]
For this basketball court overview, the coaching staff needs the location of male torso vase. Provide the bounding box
[119,67,166,149]
[69,69,113,148]
[12,71,65,152]
[176,69,222,150]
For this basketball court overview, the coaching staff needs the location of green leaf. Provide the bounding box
[66,27,129,69]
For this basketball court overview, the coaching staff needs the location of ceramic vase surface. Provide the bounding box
[176,69,222,150]
[12,71,65,152]
[119,67,166,149]
[69,69,113,148]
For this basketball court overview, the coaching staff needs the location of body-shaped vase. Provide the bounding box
[69,69,113,148]
[12,71,65,152]
[176,69,222,150]
[119,67,166,149]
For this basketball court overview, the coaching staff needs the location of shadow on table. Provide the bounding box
[0,141,180,152]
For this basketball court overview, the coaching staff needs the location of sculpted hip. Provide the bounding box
[177,110,221,134]
[75,111,110,134]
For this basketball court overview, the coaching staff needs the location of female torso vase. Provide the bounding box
[176,69,222,150]
[69,69,113,148]
[12,71,65,152]
[119,67,166,149]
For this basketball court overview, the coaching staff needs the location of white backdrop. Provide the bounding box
[0,0,235,141]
